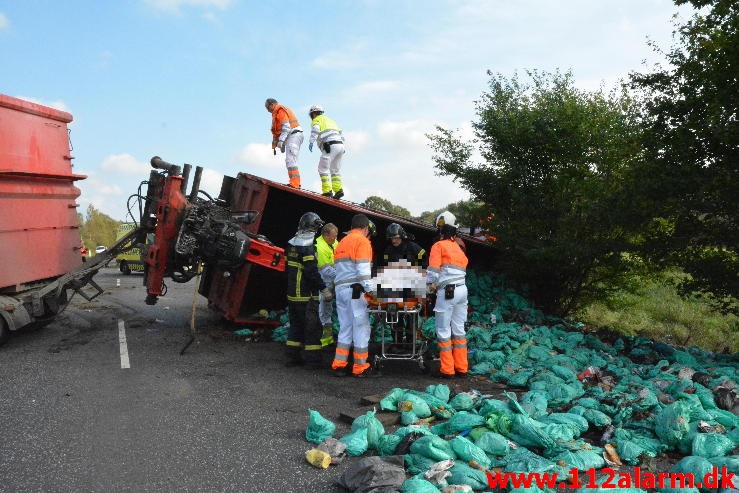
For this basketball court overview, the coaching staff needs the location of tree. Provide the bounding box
[360,196,411,218]
[79,204,120,251]
[630,0,738,312]
[428,70,649,315]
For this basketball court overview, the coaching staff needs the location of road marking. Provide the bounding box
[118,319,130,369]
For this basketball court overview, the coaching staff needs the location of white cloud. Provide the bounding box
[15,96,69,113]
[236,142,285,169]
[143,0,233,13]
[343,130,370,155]
[377,119,436,152]
[200,168,225,197]
[100,153,150,175]
[0,13,8,30]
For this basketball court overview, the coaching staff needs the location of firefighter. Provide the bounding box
[307,105,345,199]
[316,222,339,347]
[427,211,469,379]
[331,214,379,378]
[379,223,427,268]
[265,98,303,189]
[285,212,333,369]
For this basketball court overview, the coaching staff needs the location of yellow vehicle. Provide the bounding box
[115,223,152,275]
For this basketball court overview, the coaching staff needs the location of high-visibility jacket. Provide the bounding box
[315,235,338,288]
[286,233,325,302]
[334,229,373,292]
[427,237,468,288]
[271,104,300,147]
[310,114,343,148]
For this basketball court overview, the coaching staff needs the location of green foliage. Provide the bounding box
[79,204,120,252]
[630,0,738,313]
[361,196,411,218]
[428,70,649,315]
[579,269,738,353]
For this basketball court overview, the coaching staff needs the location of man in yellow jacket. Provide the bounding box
[427,211,469,378]
[266,98,303,188]
[316,222,339,347]
[308,105,345,199]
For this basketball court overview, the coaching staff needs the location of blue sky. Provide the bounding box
[1,0,693,221]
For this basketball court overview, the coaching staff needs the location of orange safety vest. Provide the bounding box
[428,238,468,288]
[271,103,300,141]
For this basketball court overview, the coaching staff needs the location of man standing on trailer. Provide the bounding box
[307,105,345,199]
[265,98,303,189]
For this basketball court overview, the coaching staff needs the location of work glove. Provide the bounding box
[426,283,437,295]
[320,287,333,302]
[273,149,276,156]
[309,142,314,152]
[279,140,286,153]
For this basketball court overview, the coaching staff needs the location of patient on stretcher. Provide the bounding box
[372,259,426,302]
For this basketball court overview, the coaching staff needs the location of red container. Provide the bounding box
[0,94,86,292]
[200,173,497,323]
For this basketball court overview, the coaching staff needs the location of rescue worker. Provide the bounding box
[331,214,379,378]
[265,98,303,189]
[285,212,333,369]
[426,211,469,379]
[307,105,345,199]
[316,222,339,347]
[379,223,427,268]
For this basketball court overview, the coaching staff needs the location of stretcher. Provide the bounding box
[368,298,430,371]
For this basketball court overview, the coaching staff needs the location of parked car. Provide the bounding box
[95,246,107,254]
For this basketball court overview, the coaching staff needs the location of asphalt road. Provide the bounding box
[0,267,496,493]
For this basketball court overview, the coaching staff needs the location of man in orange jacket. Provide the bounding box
[330,214,379,378]
[265,98,303,188]
[427,211,469,378]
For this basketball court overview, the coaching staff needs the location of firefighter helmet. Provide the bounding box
[386,223,407,239]
[368,220,377,238]
[436,211,458,238]
[298,212,324,233]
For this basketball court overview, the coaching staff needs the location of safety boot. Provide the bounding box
[333,189,344,200]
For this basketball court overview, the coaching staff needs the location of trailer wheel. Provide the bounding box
[0,317,9,346]
[120,261,132,275]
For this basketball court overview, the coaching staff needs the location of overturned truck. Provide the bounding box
[0,93,496,345]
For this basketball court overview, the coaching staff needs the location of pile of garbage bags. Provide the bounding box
[303,269,738,491]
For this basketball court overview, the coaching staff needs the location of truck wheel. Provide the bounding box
[0,317,9,346]
[120,261,132,275]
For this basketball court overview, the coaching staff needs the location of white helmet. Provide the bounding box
[309,105,324,114]
[435,211,457,228]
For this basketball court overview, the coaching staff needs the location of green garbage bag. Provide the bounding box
[448,411,486,433]
[537,413,589,435]
[474,431,510,456]
[449,392,475,411]
[404,453,439,476]
[401,409,420,425]
[409,435,456,462]
[614,428,668,465]
[339,427,369,456]
[507,414,556,449]
[504,448,556,473]
[376,434,402,456]
[691,433,735,458]
[401,393,432,418]
[484,411,513,435]
[305,409,335,444]
[401,476,440,493]
[450,435,491,469]
[352,410,385,450]
[447,462,489,490]
[670,455,713,490]
[550,449,605,471]
[380,388,407,411]
[521,390,548,418]
[424,384,451,403]
[569,405,612,427]
[655,401,691,448]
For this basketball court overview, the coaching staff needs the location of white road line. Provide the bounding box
[118,319,130,369]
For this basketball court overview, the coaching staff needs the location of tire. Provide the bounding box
[0,317,10,346]
[120,261,132,275]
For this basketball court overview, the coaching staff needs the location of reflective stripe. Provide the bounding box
[305,344,322,351]
[286,340,302,347]
[452,341,467,349]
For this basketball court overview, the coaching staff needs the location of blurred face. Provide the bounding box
[323,230,338,244]
[390,236,402,247]
[265,102,274,113]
